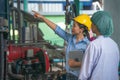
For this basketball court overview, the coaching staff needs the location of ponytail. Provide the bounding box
[78,23,90,40]
[84,29,90,40]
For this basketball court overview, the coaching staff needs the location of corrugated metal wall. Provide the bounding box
[104,0,120,51]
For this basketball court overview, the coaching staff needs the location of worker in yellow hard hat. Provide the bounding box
[32,10,92,80]
[73,14,92,40]
[73,14,91,31]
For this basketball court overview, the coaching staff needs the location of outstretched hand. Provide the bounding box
[32,10,57,30]
[32,10,43,19]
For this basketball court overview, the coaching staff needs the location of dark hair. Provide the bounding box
[77,23,90,40]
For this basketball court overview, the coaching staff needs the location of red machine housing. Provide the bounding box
[7,44,50,72]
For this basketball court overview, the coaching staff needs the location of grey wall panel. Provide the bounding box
[104,0,120,50]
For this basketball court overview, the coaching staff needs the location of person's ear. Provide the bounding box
[80,28,85,32]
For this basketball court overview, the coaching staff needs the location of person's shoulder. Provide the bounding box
[107,37,118,47]
[83,37,90,44]
[89,36,102,47]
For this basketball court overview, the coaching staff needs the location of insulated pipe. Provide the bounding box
[7,63,24,80]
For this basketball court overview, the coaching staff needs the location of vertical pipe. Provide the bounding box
[0,30,4,80]
[0,0,8,79]
[23,0,28,12]
[17,0,22,43]
[10,0,15,43]
[4,0,9,79]
[74,0,79,16]
[12,10,16,42]
[23,0,28,43]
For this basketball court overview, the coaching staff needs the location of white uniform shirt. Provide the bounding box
[79,36,119,80]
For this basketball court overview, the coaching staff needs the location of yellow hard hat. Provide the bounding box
[73,14,92,31]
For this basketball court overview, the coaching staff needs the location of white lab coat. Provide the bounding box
[79,36,119,80]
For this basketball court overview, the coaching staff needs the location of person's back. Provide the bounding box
[79,11,120,80]
[89,36,119,80]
